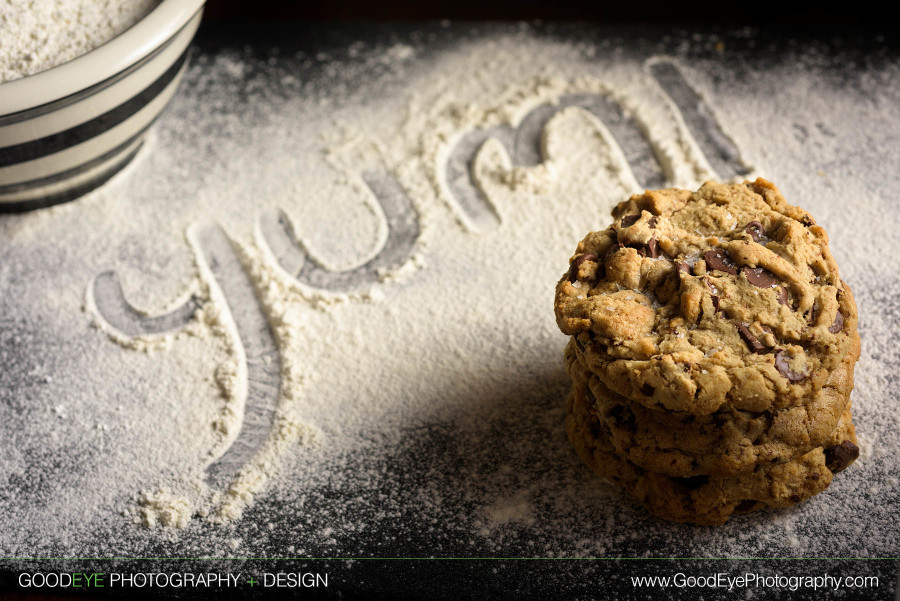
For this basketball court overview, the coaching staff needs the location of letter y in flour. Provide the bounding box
[89,222,280,490]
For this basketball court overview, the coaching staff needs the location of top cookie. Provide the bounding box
[555,179,858,415]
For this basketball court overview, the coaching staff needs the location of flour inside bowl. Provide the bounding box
[0,0,159,83]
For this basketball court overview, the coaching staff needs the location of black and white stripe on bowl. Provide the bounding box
[0,0,205,212]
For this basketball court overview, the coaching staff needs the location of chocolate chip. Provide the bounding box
[607,405,636,430]
[702,249,737,275]
[742,266,779,288]
[703,278,721,314]
[774,351,807,383]
[734,499,759,513]
[623,242,654,258]
[604,242,625,265]
[673,475,709,490]
[800,214,814,227]
[568,253,598,282]
[825,441,859,473]
[804,306,816,327]
[737,324,765,353]
[621,214,640,227]
[640,383,655,397]
[646,237,660,258]
[675,261,692,276]
[744,221,765,242]
[776,287,789,306]
[829,310,844,334]
[647,216,659,229]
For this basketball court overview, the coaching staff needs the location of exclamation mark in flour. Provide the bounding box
[647,58,751,180]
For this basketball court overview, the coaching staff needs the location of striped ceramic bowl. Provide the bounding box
[0,0,205,212]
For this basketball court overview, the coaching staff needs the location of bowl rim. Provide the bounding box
[0,0,205,116]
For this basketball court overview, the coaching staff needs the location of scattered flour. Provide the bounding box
[0,0,159,82]
[0,26,898,565]
[133,487,193,529]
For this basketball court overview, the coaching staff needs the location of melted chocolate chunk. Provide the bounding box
[622,241,656,258]
[734,499,759,513]
[647,216,659,229]
[825,440,859,473]
[829,310,844,334]
[607,404,636,431]
[803,308,814,326]
[776,287,789,306]
[704,278,721,314]
[737,324,765,353]
[744,221,765,242]
[604,242,625,264]
[742,266,779,288]
[675,261,692,276]
[774,351,807,383]
[621,214,641,227]
[568,253,598,282]
[702,249,738,275]
[673,475,710,491]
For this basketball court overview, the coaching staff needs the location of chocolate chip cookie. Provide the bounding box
[564,329,860,477]
[555,179,858,415]
[566,368,860,526]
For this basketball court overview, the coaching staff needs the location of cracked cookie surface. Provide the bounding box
[566,368,860,526]
[565,331,859,477]
[555,179,859,415]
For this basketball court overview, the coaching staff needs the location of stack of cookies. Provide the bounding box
[554,179,861,525]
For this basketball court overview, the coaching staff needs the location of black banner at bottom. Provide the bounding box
[1,557,897,600]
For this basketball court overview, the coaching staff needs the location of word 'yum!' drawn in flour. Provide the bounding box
[89,57,750,498]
